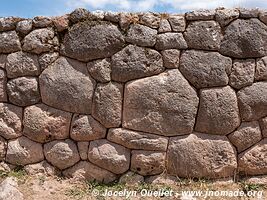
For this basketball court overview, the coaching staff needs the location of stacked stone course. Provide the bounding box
[0,7,267,182]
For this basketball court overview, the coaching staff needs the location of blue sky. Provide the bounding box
[1,0,267,18]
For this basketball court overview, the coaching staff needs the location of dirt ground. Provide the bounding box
[1,170,266,200]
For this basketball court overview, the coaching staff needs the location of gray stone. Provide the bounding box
[23,104,72,143]
[0,54,6,69]
[104,11,120,22]
[155,33,188,50]
[119,13,139,30]
[119,171,144,185]
[61,21,124,62]
[259,10,267,25]
[238,139,267,176]
[255,56,267,81]
[196,86,240,135]
[0,103,22,139]
[69,8,91,23]
[16,19,33,35]
[77,142,89,160]
[39,57,95,114]
[167,133,237,178]
[184,21,222,50]
[70,114,106,141]
[131,150,165,176]
[229,59,255,89]
[0,17,21,32]
[228,121,262,153]
[186,9,215,20]
[220,19,267,58]
[123,69,199,136]
[107,128,168,151]
[0,177,24,200]
[0,69,7,102]
[33,16,52,28]
[6,136,44,165]
[44,139,80,170]
[168,15,186,32]
[87,58,111,83]
[6,51,40,78]
[38,52,59,71]
[63,161,117,183]
[161,49,180,69]
[7,77,40,106]
[239,8,259,18]
[0,136,6,161]
[22,28,58,54]
[237,82,267,121]
[52,15,69,32]
[24,160,58,176]
[260,117,267,138]
[215,8,239,27]
[92,82,123,128]
[140,13,160,29]
[111,45,164,82]
[88,139,130,174]
[180,50,231,89]
[126,24,157,47]
[158,19,172,33]
[0,31,21,53]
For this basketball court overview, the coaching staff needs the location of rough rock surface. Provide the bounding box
[184,21,222,50]
[0,136,6,161]
[140,13,160,29]
[24,161,57,176]
[6,51,40,78]
[228,121,262,152]
[77,142,89,160]
[22,28,58,54]
[63,161,117,183]
[0,177,24,200]
[107,128,168,151]
[7,77,40,106]
[229,59,255,89]
[158,19,172,33]
[255,56,267,81]
[0,17,21,32]
[62,21,124,62]
[44,139,80,170]
[123,69,199,136]
[92,82,123,128]
[0,54,6,69]
[220,19,267,58]
[237,82,267,121]
[186,10,215,20]
[168,15,186,32]
[180,50,231,89]
[0,31,21,53]
[167,133,237,178]
[6,136,44,165]
[131,150,165,176]
[87,58,111,83]
[70,114,106,141]
[238,139,267,175]
[111,45,164,82]
[0,103,22,139]
[23,104,72,143]
[126,24,157,47]
[88,139,131,174]
[16,19,32,35]
[215,8,239,27]
[0,69,7,102]
[260,117,267,138]
[119,171,144,185]
[38,52,59,71]
[39,57,95,114]
[195,86,240,135]
[155,33,187,50]
[161,49,180,68]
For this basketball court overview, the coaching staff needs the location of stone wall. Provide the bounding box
[0,8,267,182]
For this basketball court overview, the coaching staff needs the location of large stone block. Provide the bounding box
[255,56,267,81]
[0,136,6,161]
[0,31,21,53]
[123,69,199,136]
[39,57,95,114]
[87,58,111,83]
[155,33,187,50]
[0,69,7,102]
[167,133,237,178]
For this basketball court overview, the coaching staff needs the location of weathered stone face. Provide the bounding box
[44,139,80,170]
[111,45,164,82]
[168,15,186,32]
[61,21,124,62]
[180,50,232,89]
[16,19,32,35]
[87,58,111,83]
[184,21,222,50]
[6,136,44,165]
[215,8,239,27]
[195,86,240,135]
[260,117,267,138]
[237,82,267,121]
[238,139,267,176]
[0,31,21,53]
[88,139,131,174]
[70,114,106,141]
[220,19,267,58]
[186,10,215,20]
[7,77,40,106]
[255,56,267,81]
[23,104,72,143]
[155,33,188,50]
[228,121,262,153]
[38,52,59,71]
[161,49,180,69]
[0,136,7,161]
[39,57,95,114]
[6,51,40,78]
[0,69,7,102]
[0,103,22,139]
[158,19,172,33]
[77,142,89,160]
[92,82,123,128]
[123,69,199,136]
[167,133,237,178]
[107,128,168,151]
